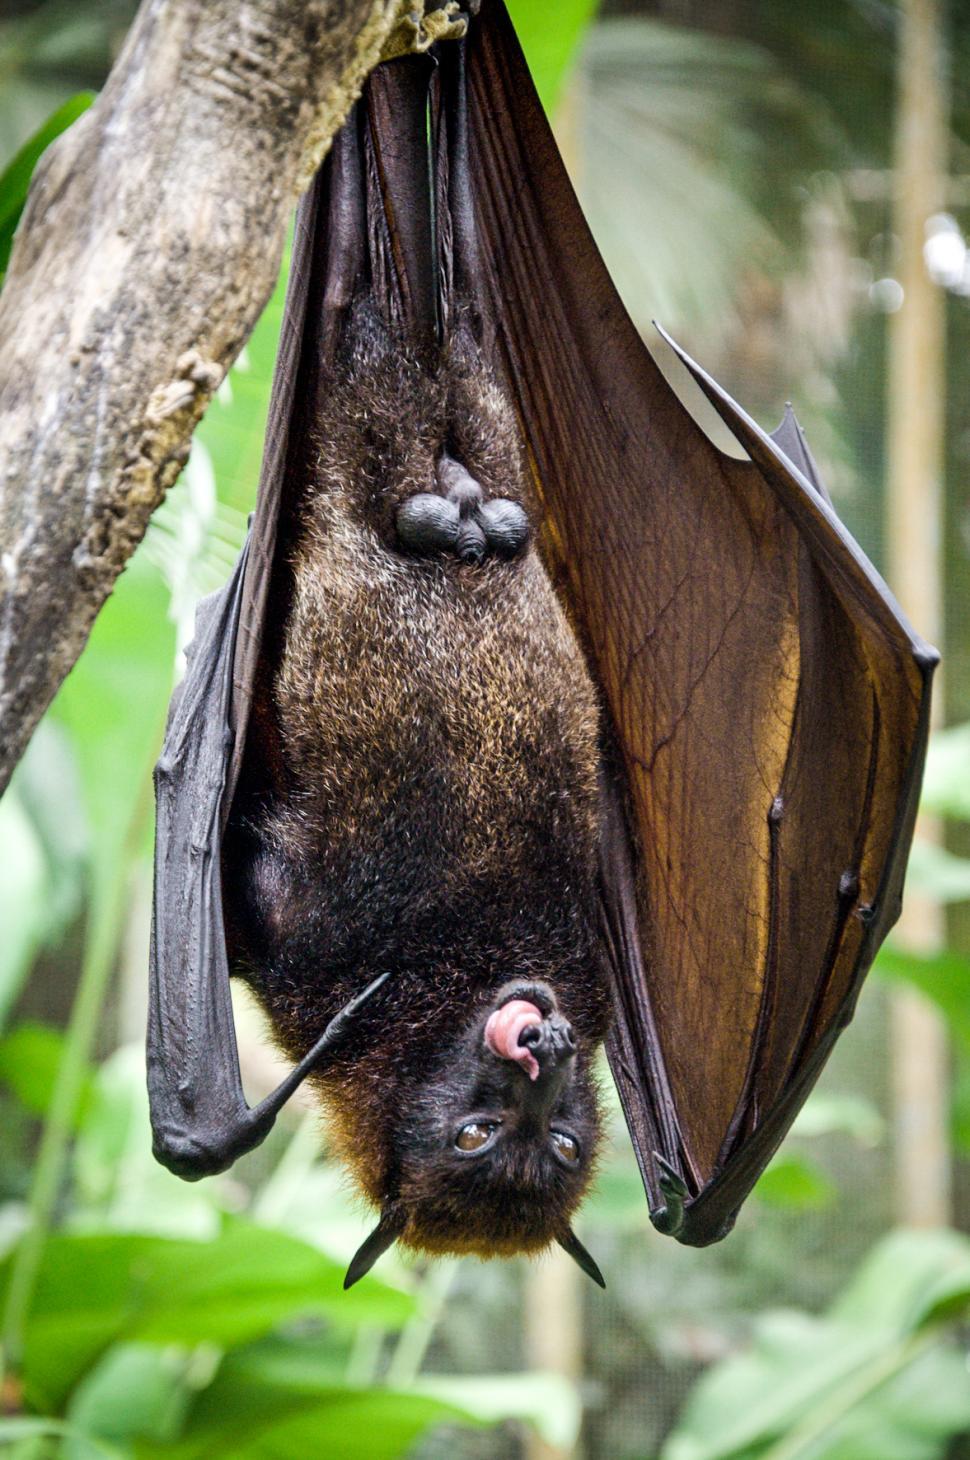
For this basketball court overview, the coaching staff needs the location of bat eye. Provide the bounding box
[455,1121,498,1152]
[550,1131,580,1165]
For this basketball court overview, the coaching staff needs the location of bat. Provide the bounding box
[148,0,936,1289]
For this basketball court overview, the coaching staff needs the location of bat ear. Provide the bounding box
[344,1205,406,1290]
[557,1228,606,1289]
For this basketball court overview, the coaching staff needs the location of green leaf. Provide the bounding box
[663,1309,886,1460]
[0,91,94,279]
[65,1343,192,1457]
[662,1230,970,1460]
[506,0,598,113]
[0,1022,93,1123]
[141,1345,476,1460]
[0,1416,120,1460]
[875,945,970,1051]
[755,1155,835,1211]
[831,1229,970,1333]
[811,1345,970,1460]
[0,1221,414,1412]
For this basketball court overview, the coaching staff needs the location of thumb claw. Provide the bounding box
[651,1153,688,1237]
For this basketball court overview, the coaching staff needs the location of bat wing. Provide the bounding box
[147,162,389,1178]
[147,37,464,1178]
[462,1,937,1242]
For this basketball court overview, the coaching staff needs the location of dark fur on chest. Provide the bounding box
[222,305,608,1235]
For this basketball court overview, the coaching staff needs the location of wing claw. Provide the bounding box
[650,1154,689,1237]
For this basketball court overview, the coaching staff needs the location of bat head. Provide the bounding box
[343,980,605,1288]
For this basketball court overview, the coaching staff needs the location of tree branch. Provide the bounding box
[0,0,427,792]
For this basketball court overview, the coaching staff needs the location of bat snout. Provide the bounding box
[483,981,576,1084]
[519,1014,576,1071]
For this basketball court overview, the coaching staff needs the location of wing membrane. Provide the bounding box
[464,0,935,1240]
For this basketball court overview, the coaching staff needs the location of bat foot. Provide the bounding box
[381,3,468,62]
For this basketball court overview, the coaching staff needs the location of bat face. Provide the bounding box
[347,981,603,1261]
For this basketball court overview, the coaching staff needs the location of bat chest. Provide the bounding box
[223,524,603,1043]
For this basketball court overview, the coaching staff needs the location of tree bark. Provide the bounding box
[0,0,438,792]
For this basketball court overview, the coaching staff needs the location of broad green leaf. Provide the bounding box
[140,1346,476,1460]
[507,0,598,113]
[663,1230,970,1460]
[755,1155,835,1211]
[920,721,970,820]
[0,1022,93,1123]
[663,1309,886,1460]
[0,1416,120,1460]
[831,1229,970,1333]
[0,91,94,279]
[808,1346,970,1460]
[875,945,970,1050]
[0,1221,414,1412]
[65,1343,192,1458]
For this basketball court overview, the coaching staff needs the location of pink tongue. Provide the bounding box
[484,1000,543,1082]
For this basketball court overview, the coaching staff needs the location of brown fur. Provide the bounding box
[223,305,610,1256]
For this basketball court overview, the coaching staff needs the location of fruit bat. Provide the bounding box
[148,0,936,1289]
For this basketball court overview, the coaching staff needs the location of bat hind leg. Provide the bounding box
[395,452,531,564]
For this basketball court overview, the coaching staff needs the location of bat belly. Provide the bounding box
[223,518,603,1055]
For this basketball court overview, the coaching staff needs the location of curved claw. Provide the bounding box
[650,1153,689,1237]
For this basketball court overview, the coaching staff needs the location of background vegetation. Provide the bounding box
[0,0,968,1456]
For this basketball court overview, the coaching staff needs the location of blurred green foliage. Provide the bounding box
[0,91,92,282]
[663,1229,970,1460]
